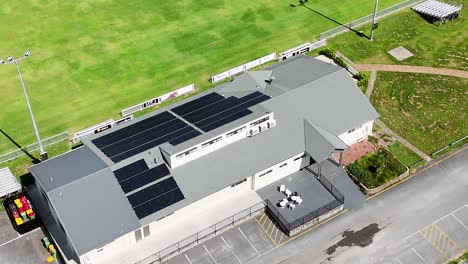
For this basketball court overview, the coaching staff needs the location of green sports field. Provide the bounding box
[0,0,403,153]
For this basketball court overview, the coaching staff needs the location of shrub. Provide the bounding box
[355,72,369,88]
[347,149,407,189]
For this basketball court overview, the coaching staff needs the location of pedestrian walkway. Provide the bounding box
[365,70,377,98]
[354,64,468,79]
[375,120,431,161]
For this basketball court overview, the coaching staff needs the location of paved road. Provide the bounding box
[250,147,468,264]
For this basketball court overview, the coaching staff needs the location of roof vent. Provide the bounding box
[49,177,53,182]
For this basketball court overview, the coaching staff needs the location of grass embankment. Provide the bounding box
[328,8,467,70]
[0,0,404,154]
[371,72,468,155]
[347,148,407,189]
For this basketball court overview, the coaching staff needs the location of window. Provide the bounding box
[135,229,142,242]
[226,126,246,137]
[231,178,247,187]
[250,116,270,127]
[279,163,287,168]
[348,128,356,134]
[202,136,222,148]
[143,225,150,238]
[258,170,272,177]
[176,147,198,159]
[293,153,307,161]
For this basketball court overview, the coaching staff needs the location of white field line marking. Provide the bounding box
[184,254,193,264]
[451,213,468,230]
[403,202,468,241]
[221,236,242,264]
[203,245,218,264]
[238,227,261,256]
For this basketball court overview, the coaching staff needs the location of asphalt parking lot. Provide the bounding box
[401,203,468,264]
[0,211,57,264]
[165,213,279,264]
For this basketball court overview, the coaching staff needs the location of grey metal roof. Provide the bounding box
[30,146,107,192]
[0,167,21,197]
[219,71,272,93]
[48,168,140,255]
[304,121,348,163]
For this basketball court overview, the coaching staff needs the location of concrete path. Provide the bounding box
[354,64,468,79]
[365,70,377,98]
[375,119,432,161]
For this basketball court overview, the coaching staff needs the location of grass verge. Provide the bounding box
[328,8,467,70]
[387,141,422,167]
[371,72,467,154]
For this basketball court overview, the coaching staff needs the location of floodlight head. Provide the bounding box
[24,50,31,57]
[0,60,5,64]
[7,56,13,62]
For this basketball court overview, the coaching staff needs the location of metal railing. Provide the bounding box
[320,0,424,40]
[0,131,69,164]
[265,167,344,233]
[137,201,265,264]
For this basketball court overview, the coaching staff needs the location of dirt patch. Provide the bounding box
[325,223,383,256]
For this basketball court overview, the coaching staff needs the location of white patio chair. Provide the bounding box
[285,189,292,197]
[289,203,296,210]
[296,198,303,205]
[279,185,286,193]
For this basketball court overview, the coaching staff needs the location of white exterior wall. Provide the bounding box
[338,120,374,146]
[170,113,275,168]
[253,152,310,190]
[80,233,132,264]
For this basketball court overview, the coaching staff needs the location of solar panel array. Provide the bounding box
[127,177,185,219]
[113,160,185,219]
[114,160,171,194]
[92,111,201,162]
[173,91,270,132]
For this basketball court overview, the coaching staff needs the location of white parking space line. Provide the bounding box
[410,247,425,263]
[238,227,261,256]
[394,257,404,264]
[184,254,193,264]
[451,213,468,230]
[403,202,468,241]
[203,245,218,264]
[403,240,425,263]
[221,236,242,264]
[0,232,22,247]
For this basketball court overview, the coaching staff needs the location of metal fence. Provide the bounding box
[265,167,344,233]
[430,135,468,157]
[137,201,265,264]
[320,0,424,40]
[0,131,69,164]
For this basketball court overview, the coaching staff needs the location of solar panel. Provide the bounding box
[169,129,202,145]
[113,159,149,182]
[93,112,175,148]
[172,93,224,117]
[132,188,185,219]
[127,177,179,207]
[110,126,197,162]
[182,97,238,124]
[119,164,171,193]
[102,119,187,157]
[200,110,252,132]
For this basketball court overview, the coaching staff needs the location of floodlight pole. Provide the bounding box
[370,0,379,41]
[1,53,48,161]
